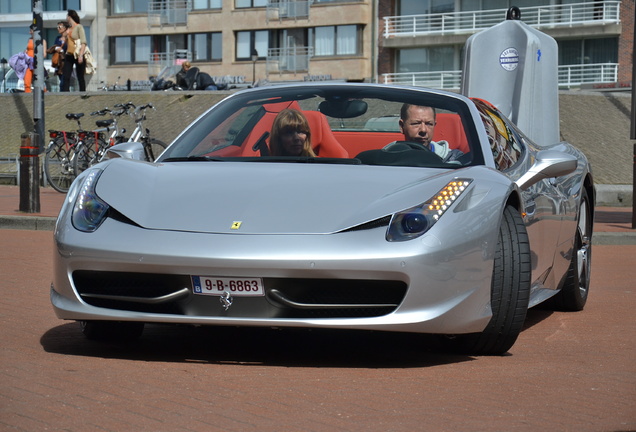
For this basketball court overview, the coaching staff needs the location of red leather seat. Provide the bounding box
[242,104,348,158]
[302,110,349,158]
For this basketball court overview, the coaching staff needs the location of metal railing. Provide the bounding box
[266,0,311,22]
[381,70,462,89]
[266,46,313,75]
[148,0,192,27]
[381,63,619,90]
[558,63,618,88]
[147,49,192,78]
[383,1,621,38]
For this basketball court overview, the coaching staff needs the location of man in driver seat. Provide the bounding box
[398,104,464,163]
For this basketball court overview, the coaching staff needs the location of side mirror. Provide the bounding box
[516,150,578,190]
[105,141,146,161]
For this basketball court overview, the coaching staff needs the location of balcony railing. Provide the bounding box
[267,46,313,75]
[266,0,311,22]
[383,1,621,38]
[381,70,462,89]
[558,63,618,88]
[381,63,619,90]
[148,0,192,28]
[147,49,192,78]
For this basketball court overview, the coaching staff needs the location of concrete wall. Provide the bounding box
[0,89,633,189]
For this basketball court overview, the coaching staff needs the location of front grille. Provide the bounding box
[72,271,407,319]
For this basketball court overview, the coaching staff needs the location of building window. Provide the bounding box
[559,37,618,65]
[236,30,268,60]
[235,0,267,8]
[191,32,222,61]
[0,0,31,13]
[43,0,81,11]
[312,25,360,57]
[111,36,152,64]
[396,46,455,73]
[399,0,454,15]
[111,0,149,14]
[193,0,222,9]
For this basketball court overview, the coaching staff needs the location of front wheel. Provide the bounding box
[442,206,531,355]
[44,138,76,193]
[142,138,167,162]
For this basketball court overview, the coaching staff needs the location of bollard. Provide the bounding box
[19,133,41,213]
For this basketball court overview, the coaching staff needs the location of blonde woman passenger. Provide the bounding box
[269,109,316,157]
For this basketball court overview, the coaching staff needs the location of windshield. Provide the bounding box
[160,84,483,168]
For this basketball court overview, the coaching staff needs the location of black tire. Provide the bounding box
[548,189,592,311]
[80,320,144,342]
[443,206,531,355]
[44,137,76,193]
[142,138,167,162]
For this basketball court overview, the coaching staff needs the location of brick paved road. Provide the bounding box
[1,230,634,432]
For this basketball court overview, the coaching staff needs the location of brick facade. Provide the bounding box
[376,0,393,78]
[618,0,634,85]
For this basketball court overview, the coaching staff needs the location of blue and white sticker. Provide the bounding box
[499,47,519,71]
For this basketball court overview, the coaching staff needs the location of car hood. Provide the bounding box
[95,160,459,234]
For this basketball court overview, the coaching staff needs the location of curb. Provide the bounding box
[0,215,56,231]
[592,232,636,246]
[596,184,633,207]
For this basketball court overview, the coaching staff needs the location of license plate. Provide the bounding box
[191,276,264,296]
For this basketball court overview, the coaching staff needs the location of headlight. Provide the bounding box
[387,179,472,242]
[72,169,109,232]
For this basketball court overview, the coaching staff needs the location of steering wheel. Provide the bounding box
[382,141,434,153]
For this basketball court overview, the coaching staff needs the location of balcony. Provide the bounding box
[381,70,462,89]
[266,46,313,75]
[266,0,311,22]
[147,49,192,78]
[148,0,192,28]
[558,63,618,88]
[381,63,619,90]
[383,1,621,38]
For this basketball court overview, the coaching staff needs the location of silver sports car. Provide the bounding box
[50,82,593,355]
[51,3,594,357]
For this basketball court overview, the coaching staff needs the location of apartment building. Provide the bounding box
[378,0,633,90]
[0,0,374,90]
[0,0,632,91]
[103,0,375,88]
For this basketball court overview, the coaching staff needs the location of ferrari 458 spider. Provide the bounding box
[50,80,594,355]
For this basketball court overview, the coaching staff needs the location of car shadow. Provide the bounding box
[522,307,554,331]
[41,322,476,369]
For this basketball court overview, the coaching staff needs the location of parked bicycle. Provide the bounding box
[98,76,124,91]
[44,112,87,193]
[126,102,167,161]
[47,103,168,192]
[73,102,167,176]
[73,106,128,176]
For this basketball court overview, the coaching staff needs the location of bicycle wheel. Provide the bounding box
[142,138,167,162]
[44,137,76,193]
[74,134,105,176]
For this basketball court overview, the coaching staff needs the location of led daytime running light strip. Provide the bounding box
[427,179,472,220]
